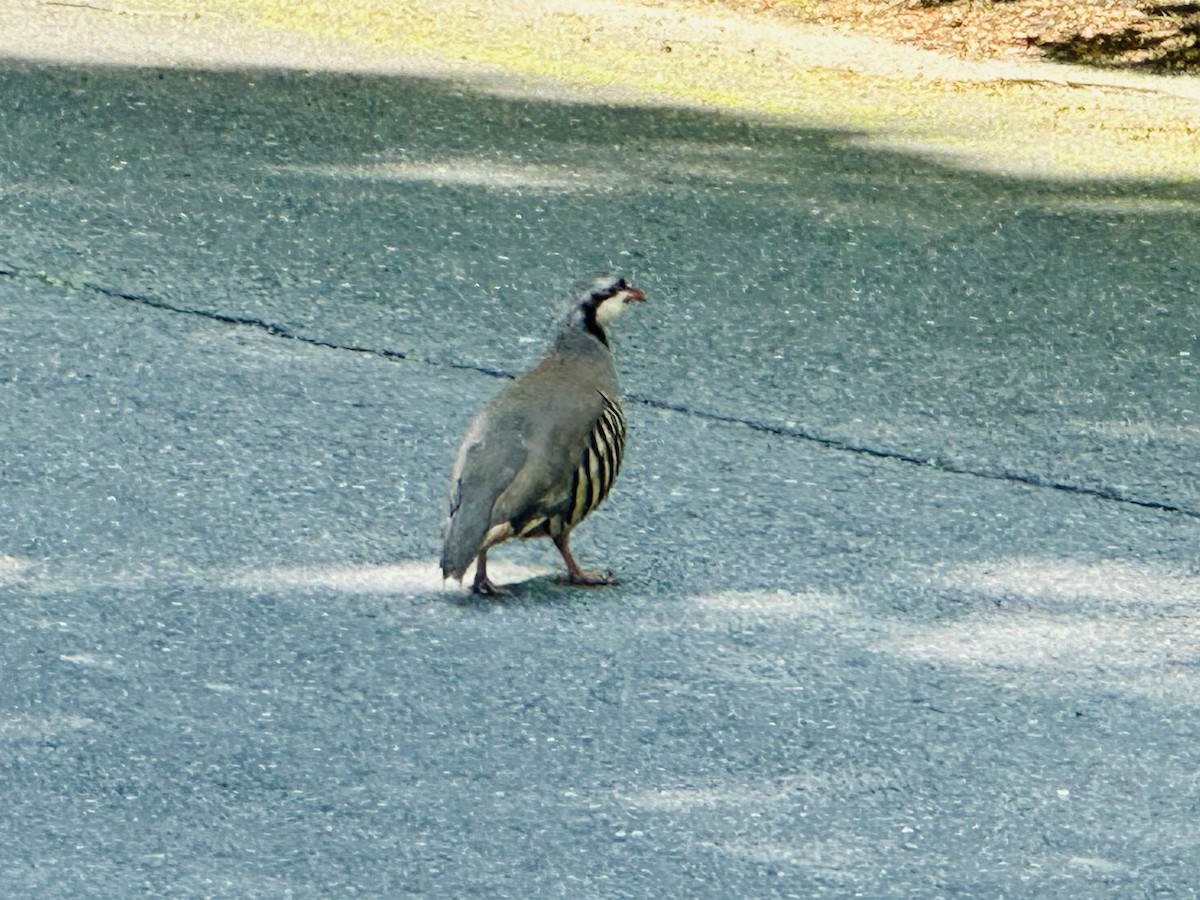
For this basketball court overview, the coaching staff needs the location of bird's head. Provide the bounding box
[569,274,646,345]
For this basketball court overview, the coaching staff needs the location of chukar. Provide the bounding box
[440,275,646,594]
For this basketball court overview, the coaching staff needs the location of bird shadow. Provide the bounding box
[443,575,621,609]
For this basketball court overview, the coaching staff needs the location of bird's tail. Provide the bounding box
[439,498,491,582]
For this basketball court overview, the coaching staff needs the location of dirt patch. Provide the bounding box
[725,0,1200,71]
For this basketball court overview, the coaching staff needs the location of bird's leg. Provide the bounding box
[470,551,508,596]
[553,533,618,586]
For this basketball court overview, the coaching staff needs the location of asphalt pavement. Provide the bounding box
[2,28,1200,900]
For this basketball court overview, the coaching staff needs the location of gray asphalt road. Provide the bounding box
[2,59,1199,898]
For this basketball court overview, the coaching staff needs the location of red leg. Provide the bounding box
[470,551,508,596]
[553,533,618,586]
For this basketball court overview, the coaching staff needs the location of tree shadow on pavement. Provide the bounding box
[2,57,1199,897]
[1038,2,1200,71]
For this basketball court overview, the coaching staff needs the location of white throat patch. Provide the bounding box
[594,290,633,328]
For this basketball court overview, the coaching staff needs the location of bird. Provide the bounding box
[440,274,646,595]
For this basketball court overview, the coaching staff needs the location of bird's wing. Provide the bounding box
[489,360,608,528]
[441,410,527,579]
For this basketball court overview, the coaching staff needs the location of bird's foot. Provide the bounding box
[471,573,511,597]
[468,553,512,597]
[553,536,619,587]
[559,568,619,587]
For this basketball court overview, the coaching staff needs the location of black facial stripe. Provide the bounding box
[580,279,629,344]
[582,301,609,345]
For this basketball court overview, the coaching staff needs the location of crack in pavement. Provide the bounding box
[83,280,412,362]
[8,266,1198,521]
[628,394,1200,519]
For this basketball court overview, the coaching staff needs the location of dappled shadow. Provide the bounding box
[882,557,1200,702]
[2,58,1198,524]
[228,558,597,607]
[3,54,1200,895]
[1039,1,1200,70]
[603,555,1200,892]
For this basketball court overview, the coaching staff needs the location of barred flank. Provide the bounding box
[568,392,626,526]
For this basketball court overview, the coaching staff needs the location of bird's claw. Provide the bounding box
[471,576,511,597]
[560,569,619,587]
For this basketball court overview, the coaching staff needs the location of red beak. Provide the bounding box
[625,286,647,303]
